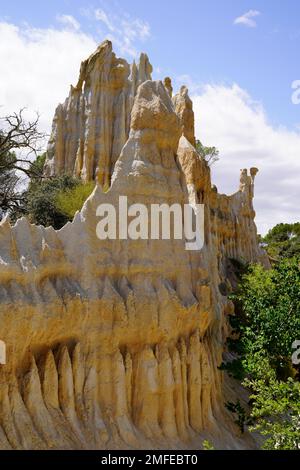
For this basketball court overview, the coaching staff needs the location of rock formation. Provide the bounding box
[44,40,152,188]
[173,85,195,146]
[0,41,268,449]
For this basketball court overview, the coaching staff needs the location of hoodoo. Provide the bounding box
[0,41,268,449]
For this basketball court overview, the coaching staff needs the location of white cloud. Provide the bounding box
[94,8,115,32]
[234,10,261,28]
[93,7,151,57]
[56,14,80,31]
[80,5,151,57]
[121,18,150,41]
[1,17,297,234]
[0,21,97,134]
[192,84,300,234]
[175,74,203,94]
[0,8,152,133]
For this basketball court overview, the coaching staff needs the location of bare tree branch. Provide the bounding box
[0,108,47,217]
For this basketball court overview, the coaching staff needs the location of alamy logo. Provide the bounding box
[95,196,205,251]
[291,80,300,104]
[292,340,300,365]
[0,340,6,365]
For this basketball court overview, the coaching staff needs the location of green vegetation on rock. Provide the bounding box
[223,251,300,449]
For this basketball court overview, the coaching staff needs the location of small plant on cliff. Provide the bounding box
[202,439,215,450]
[225,400,253,434]
[195,139,219,166]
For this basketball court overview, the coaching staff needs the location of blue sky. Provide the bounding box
[0,0,300,232]
[2,0,300,128]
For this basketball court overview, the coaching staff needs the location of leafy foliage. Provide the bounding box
[12,172,95,229]
[195,139,219,166]
[20,174,80,229]
[56,181,95,220]
[229,260,300,377]
[261,222,300,260]
[222,255,300,449]
[29,153,46,180]
[245,374,300,449]
[202,440,215,450]
[225,400,253,433]
[0,151,21,216]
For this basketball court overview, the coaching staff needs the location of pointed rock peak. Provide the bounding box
[44,349,56,370]
[0,214,11,230]
[132,80,177,126]
[14,216,31,231]
[172,85,195,146]
[28,353,38,374]
[75,40,113,89]
[250,167,259,180]
[178,134,194,149]
[239,167,258,198]
[96,39,112,52]
[177,135,209,185]
[131,59,137,74]
[86,39,113,67]
[130,80,180,151]
[163,77,173,97]
[137,52,153,84]
[179,85,189,97]
[72,342,82,360]
[58,345,71,368]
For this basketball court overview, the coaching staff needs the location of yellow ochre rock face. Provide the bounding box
[0,41,268,449]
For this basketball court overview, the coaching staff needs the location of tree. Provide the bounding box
[230,259,300,377]
[21,175,80,229]
[15,174,95,229]
[245,374,300,450]
[0,152,21,217]
[195,139,219,166]
[222,256,300,449]
[0,109,46,218]
[0,109,45,176]
[56,181,95,220]
[262,222,300,260]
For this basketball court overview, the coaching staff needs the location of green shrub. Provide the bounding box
[202,440,215,450]
[222,257,300,449]
[262,222,300,260]
[245,372,300,449]
[230,260,300,377]
[56,181,95,220]
[23,175,80,229]
[225,400,253,434]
